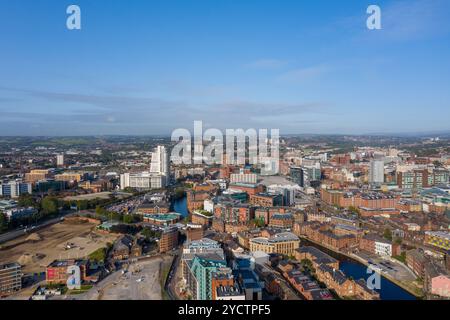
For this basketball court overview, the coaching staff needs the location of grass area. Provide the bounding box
[89,247,107,263]
[393,252,407,264]
[195,210,213,217]
[67,284,93,295]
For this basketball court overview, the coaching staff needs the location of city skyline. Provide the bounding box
[1,0,450,136]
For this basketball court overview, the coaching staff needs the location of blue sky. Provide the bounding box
[0,0,449,136]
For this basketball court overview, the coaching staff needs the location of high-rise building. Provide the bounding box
[150,146,169,185]
[369,159,384,185]
[290,167,304,186]
[290,165,320,188]
[188,255,228,300]
[56,154,64,167]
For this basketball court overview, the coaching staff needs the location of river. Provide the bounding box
[301,240,416,300]
[172,196,188,217]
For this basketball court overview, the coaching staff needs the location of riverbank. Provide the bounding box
[299,236,423,299]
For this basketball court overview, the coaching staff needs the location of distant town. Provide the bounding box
[0,134,449,300]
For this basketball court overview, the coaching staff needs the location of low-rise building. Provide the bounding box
[406,249,427,278]
[359,234,400,257]
[159,226,179,253]
[0,262,22,296]
[191,210,214,227]
[424,231,450,251]
[249,193,283,207]
[46,259,92,285]
[269,213,294,229]
[249,232,299,256]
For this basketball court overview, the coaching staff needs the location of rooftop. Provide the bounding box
[425,231,450,241]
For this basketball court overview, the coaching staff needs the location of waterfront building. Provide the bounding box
[359,234,400,257]
[249,232,299,256]
[406,249,427,278]
[192,210,214,227]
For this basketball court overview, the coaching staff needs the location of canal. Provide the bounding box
[172,196,188,217]
[301,240,416,300]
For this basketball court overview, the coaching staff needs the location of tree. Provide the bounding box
[18,194,35,208]
[433,160,443,167]
[41,196,58,216]
[348,206,359,215]
[141,227,161,240]
[0,212,8,232]
[383,228,392,241]
[122,214,139,224]
[253,218,265,228]
[76,200,88,211]
[174,188,186,200]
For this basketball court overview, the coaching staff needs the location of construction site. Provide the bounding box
[0,217,119,274]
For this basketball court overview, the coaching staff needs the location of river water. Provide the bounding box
[301,240,416,300]
[173,196,188,217]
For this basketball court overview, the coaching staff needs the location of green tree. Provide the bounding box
[77,200,88,211]
[253,218,265,228]
[122,214,141,223]
[348,206,359,215]
[41,196,58,216]
[18,194,35,208]
[0,212,8,232]
[383,228,392,241]
[174,188,186,200]
[433,160,442,167]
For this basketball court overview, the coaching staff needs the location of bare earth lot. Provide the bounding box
[0,220,118,274]
[72,256,173,300]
